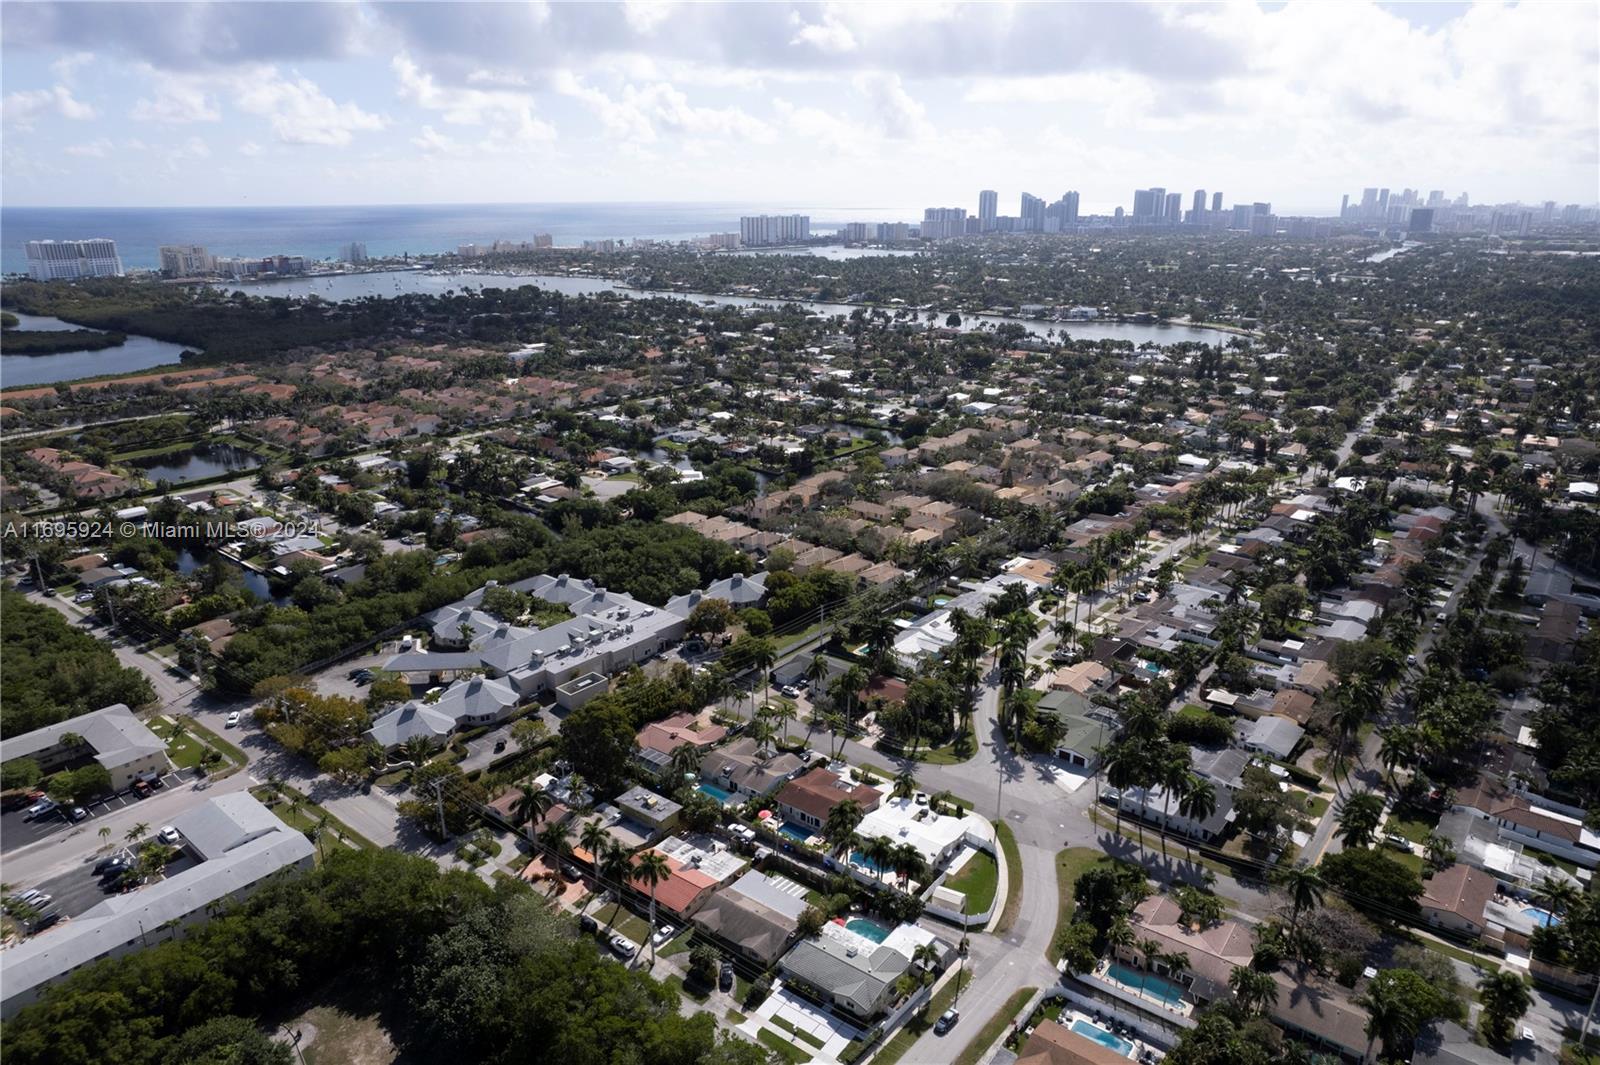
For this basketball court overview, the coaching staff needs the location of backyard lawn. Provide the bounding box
[1049,848,1109,964]
[942,851,999,915]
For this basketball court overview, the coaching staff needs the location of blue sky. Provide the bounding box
[3,1,1595,212]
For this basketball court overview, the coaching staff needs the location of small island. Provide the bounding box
[0,324,128,355]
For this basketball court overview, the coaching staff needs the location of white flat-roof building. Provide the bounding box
[26,239,123,280]
[0,793,313,1017]
[3,703,169,792]
[852,797,993,873]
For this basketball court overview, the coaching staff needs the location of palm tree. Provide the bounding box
[633,850,671,964]
[804,654,831,698]
[580,819,609,864]
[1477,970,1533,1044]
[1157,746,1192,858]
[536,820,570,866]
[1531,876,1580,918]
[1229,966,1279,1017]
[747,636,777,717]
[313,812,331,860]
[401,734,433,776]
[1335,792,1385,849]
[823,799,864,856]
[667,743,703,790]
[511,780,554,838]
[892,766,918,800]
[840,665,868,729]
[598,842,634,928]
[98,825,112,850]
[1377,726,1418,789]
[1175,775,1216,860]
[860,834,897,885]
[1358,976,1414,1063]
[125,822,150,845]
[1273,865,1327,940]
[892,842,928,891]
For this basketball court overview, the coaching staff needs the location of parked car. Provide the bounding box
[609,934,634,959]
[74,592,95,603]
[718,961,734,992]
[1383,834,1412,851]
[225,712,242,728]
[493,739,507,753]
[24,797,57,820]
[67,806,88,822]
[27,911,61,933]
[10,889,45,906]
[131,780,152,798]
[578,914,598,934]
[779,684,802,698]
[94,855,130,876]
[934,1009,960,1036]
[652,924,676,946]
[157,826,181,846]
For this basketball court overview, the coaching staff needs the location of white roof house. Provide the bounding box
[0,794,313,1018]
[853,797,993,871]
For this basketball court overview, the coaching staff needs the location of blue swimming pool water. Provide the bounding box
[849,849,888,872]
[1105,962,1188,1009]
[1523,907,1558,927]
[845,917,892,943]
[697,782,736,804]
[777,822,813,843]
[1069,1019,1134,1056]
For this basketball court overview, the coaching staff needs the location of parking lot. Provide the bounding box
[12,845,199,931]
[1,769,192,853]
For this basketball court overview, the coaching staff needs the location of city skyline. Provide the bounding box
[3,1,1596,209]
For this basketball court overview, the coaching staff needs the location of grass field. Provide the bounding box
[248,784,377,851]
[756,1027,813,1064]
[952,987,1037,1065]
[994,821,1024,933]
[943,850,999,915]
[592,900,653,947]
[1048,849,1109,964]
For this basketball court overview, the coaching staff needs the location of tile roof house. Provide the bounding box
[699,738,804,800]
[1419,864,1496,937]
[775,768,882,833]
[691,870,806,966]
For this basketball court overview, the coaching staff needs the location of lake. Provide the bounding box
[134,442,258,485]
[1,311,193,388]
[226,270,1230,347]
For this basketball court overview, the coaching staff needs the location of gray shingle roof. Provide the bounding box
[3,703,166,773]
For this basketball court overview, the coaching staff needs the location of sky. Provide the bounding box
[2,1,1596,214]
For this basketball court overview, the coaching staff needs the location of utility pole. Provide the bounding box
[432,778,446,839]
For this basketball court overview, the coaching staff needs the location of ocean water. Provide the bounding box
[1,203,919,273]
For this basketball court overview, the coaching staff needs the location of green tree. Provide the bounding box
[1476,970,1533,1045]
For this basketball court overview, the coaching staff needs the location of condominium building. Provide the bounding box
[25,239,123,280]
[738,214,810,246]
[158,244,214,278]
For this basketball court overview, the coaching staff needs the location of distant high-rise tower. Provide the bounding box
[1340,194,1349,219]
[1132,189,1155,219]
[1020,192,1046,232]
[1149,187,1166,220]
[978,189,998,232]
[1211,191,1223,213]
[1192,190,1206,217]
[26,239,123,281]
[1361,188,1379,219]
[1377,188,1390,215]
[1061,191,1080,224]
[1407,209,1434,235]
[1165,192,1183,223]
[159,244,214,278]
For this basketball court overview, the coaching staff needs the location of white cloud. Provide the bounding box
[393,53,554,142]
[853,73,928,139]
[2,84,96,130]
[410,124,459,153]
[789,12,857,54]
[234,73,386,146]
[65,137,114,157]
[623,0,677,34]
[50,51,95,82]
[238,140,263,156]
[131,77,222,124]
[555,71,769,143]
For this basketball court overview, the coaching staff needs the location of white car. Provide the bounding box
[652,924,677,946]
[225,712,242,728]
[157,826,181,846]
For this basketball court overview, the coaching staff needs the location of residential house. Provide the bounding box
[775,768,882,834]
[699,738,804,800]
[691,870,808,966]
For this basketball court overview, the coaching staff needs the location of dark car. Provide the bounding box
[934,1009,960,1036]
[718,961,734,993]
[493,739,507,753]
[93,855,130,876]
[28,911,61,933]
[131,780,152,798]
[579,914,598,935]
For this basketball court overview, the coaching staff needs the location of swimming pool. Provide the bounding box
[849,849,888,872]
[845,917,892,943]
[1105,962,1188,1009]
[697,782,736,804]
[1523,907,1559,927]
[1069,1018,1134,1057]
[777,822,813,844]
